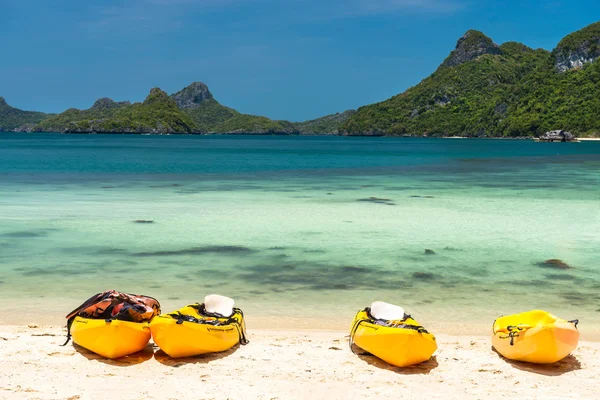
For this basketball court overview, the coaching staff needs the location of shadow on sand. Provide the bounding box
[491,347,581,376]
[73,343,154,366]
[153,344,240,366]
[351,343,439,375]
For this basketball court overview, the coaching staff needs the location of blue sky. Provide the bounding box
[1,0,598,121]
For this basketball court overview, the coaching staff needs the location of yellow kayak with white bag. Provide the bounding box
[150,294,248,358]
[350,301,437,367]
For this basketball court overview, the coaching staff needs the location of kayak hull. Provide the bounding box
[351,310,437,367]
[150,305,246,358]
[492,310,579,364]
[71,317,151,359]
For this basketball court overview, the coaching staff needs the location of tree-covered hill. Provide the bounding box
[35,89,197,134]
[182,99,240,132]
[214,114,298,134]
[0,97,50,131]
[28,82,301,134]
[294,110,357,134]
[342,22,600,137]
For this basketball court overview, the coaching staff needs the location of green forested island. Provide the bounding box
[343,22,600,137]
[1,21,599,136]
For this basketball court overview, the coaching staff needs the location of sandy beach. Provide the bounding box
[1,325,598,400]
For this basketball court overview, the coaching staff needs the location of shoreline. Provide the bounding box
[4,131,600,139]
[1,325,598,399]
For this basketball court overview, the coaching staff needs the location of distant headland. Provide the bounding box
[1,21,599,138]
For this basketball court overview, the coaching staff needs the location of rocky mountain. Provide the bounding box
[171,81,213,108]
[170,82,240,132]
[441,30,502,68]
[0,97,50,131]
[553,21,600,72]
[342,21,600,137]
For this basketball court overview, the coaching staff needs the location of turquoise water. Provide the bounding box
[1,133,599,333]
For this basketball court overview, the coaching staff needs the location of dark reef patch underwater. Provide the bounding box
[133,245,255,257]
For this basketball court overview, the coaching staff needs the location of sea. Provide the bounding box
[1,133,599,335]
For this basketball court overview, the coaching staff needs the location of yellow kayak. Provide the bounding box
[71,316,151,359]
[492,310,579,364]
[350,307,437,367]
[150,303,248,358]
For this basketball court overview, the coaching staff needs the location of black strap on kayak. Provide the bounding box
[231,308,249,346]
[191,303,249,345]
[508,331,518,346]
[176,304,249,346]
[168,311,223,326]
[232,321,249,346]
[569,319,579,329]
[505,325,527,346]
[190,303,229,319]
[61,316,76,346]
[349,317,370,355]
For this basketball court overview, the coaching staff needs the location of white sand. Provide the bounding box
[1,325,598,400]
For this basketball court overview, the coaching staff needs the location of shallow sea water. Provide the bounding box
[1,133,599,334]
